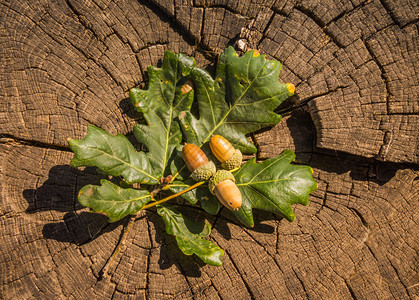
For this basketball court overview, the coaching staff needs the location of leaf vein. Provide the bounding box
[202,60,267,143]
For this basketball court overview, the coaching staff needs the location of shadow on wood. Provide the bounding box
[22,165,123,245]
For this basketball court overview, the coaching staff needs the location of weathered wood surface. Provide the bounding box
[1,0,418,299]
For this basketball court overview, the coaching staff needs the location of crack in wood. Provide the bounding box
[277,86,348,115]
[138,0,217,59]
[223,250,256,299]
[345,279,358,299]
[388,258,412,298]
[316,182,329,215]
[348,207,369,229]
[324,0,370,26]
[0,134,72,152]
[294,5,345,49]
[362,36,391,115]
[193,2,253,20]
[292,266,310,298]
[379,0,402,27]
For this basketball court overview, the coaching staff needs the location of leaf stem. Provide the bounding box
[229,166,240,173]
[141,180,205,210]
[170,170,182,182]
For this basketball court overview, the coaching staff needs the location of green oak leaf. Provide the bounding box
[130,51,195,178]
[78,179,152,222]
[69,125,159,184]
[233,150,317,227]
[157,204,224,266]
[179,46,294,153]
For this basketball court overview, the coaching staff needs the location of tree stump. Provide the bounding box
[1,0,418,298]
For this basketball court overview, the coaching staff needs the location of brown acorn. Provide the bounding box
[182,143,216,181]
[209,170,242,210]
[209,135,242,170]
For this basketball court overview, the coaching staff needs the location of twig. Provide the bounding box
[99,180,205,278]
[141,181,205,210]
[100,213,137,278]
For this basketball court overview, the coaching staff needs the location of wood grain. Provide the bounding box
[1,0,418,298]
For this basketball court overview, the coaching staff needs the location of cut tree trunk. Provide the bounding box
[1,0,418,299]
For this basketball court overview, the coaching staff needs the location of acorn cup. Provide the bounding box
[182,143,216,181]
[209,135,242,170]
[209,170,242,210]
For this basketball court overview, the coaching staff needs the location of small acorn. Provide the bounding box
[210,135,242,170]
[182,143,216,181]
[209,170,242,210]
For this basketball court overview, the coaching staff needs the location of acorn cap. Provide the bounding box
[208,170,235,194]
[221,149,242,170]
[191,161,216,181]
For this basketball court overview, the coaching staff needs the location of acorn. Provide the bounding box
[182,143,216,181]
[209,135,242,170]
[208,170,242,210]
